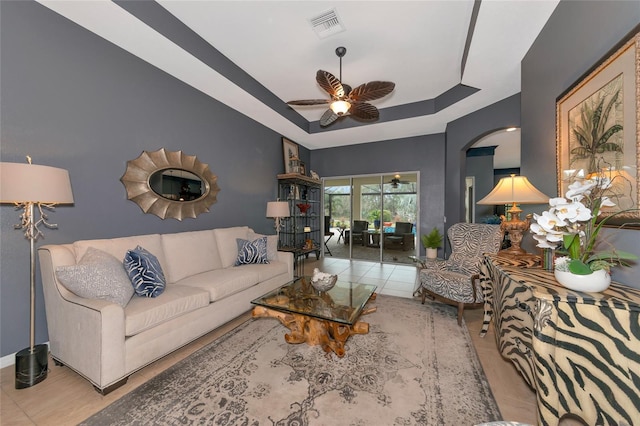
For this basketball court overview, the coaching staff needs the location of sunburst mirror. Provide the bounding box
[121,148,220,220]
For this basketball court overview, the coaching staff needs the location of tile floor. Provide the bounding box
[304,256,419,299]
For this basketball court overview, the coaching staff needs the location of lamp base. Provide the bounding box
[497,246,527,258]
[15,344,48,389]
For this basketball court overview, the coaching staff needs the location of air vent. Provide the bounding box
[309,8,345,39]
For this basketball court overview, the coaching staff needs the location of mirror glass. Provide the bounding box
[149,168,205,201]
[121,148,219,221]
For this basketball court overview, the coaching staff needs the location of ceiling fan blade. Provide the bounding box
[349,81,395,102]
[316,70,345,99]
[319,109,339,127]
[287,99,331,106]
[349,102,379,121]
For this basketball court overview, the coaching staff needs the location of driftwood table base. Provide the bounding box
[252,301,377,358]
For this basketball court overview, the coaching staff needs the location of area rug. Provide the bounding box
[82,296,501,425]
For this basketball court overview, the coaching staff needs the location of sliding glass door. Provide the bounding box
[381,174,418,262]
[324,173,418,264]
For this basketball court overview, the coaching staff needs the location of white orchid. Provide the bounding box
[553,200,592,223]
[565,179,596,200]
[531,171,637,274]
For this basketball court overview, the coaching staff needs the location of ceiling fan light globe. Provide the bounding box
[330,100,351,115]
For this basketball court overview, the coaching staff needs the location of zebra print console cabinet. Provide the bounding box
[479,255,640,426]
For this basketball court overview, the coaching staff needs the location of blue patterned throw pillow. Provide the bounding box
[124,246,166,297]
[235,237,269,265]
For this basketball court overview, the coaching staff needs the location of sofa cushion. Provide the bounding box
[161,230,222,283]
[213,226,250,268]
[124,246,166,297]
[124,285,209,336]
[55,247,134,308]
[247,231,278,261]
[176,268,260,302]
[235,237,269,265]
[230,261,288,283]
[73,234,166,271]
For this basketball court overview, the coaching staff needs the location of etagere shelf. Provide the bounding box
[277,174,322,276]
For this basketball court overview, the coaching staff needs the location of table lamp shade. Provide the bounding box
[0,162,74,204]
[477,175,548,205]
[266,201,289,218]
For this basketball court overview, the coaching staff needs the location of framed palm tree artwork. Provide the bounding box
[556,28,639,225]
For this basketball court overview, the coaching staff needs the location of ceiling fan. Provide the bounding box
[287,47,395,127]
[389,174,410,188]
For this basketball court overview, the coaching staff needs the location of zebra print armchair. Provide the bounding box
[419,223,503,325]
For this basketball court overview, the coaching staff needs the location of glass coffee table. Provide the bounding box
[251,277,377,357]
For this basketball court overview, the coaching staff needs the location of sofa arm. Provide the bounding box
[38,246,126,389]
[276,250,294,279]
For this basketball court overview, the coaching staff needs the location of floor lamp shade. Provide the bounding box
[0,162,74,204]
[0,161,74,389]
[477,175,548,257]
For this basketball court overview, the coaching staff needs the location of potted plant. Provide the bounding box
[421,227,443,259]
[530,172,637,292]
[368,209,392,230]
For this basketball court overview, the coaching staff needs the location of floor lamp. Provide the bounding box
[0,158,74,389]
[477,174,548,258]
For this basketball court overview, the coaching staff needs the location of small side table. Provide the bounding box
[336,226,347,243]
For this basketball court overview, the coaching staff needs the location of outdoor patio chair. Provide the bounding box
[349,220,369,245]
[384,222,415,251]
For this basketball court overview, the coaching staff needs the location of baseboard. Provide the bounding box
[0,342,49,369]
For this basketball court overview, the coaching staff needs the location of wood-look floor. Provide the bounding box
[1,259,541,425]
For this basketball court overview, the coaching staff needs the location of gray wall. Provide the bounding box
[0,1,285,356]
[311,133,446,254]
[444,94,521,233]
[521,0,640,287]
[466,153,495,222]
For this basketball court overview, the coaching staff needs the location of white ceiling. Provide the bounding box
[37,0,558,151]
[473,128,521,169]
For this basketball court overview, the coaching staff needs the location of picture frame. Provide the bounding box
[282,137,299,174]
[556,29,640,226]
[299,162,306,177]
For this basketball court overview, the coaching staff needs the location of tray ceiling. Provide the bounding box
[37,0,559,150]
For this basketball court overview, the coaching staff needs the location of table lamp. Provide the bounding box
[477,174,548,258]
[266,201,290,247]
[0,157,74,389]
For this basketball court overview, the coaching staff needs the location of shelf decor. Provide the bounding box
[282,137,299,174]
[296,203,311,215]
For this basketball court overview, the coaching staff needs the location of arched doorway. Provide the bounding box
[465,128,521,223]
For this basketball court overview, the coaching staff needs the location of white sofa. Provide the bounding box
[38,226,293,394]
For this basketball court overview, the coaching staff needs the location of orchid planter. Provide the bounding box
[554,269,611,293]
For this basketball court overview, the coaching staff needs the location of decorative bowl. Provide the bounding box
[311,275,337,292]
